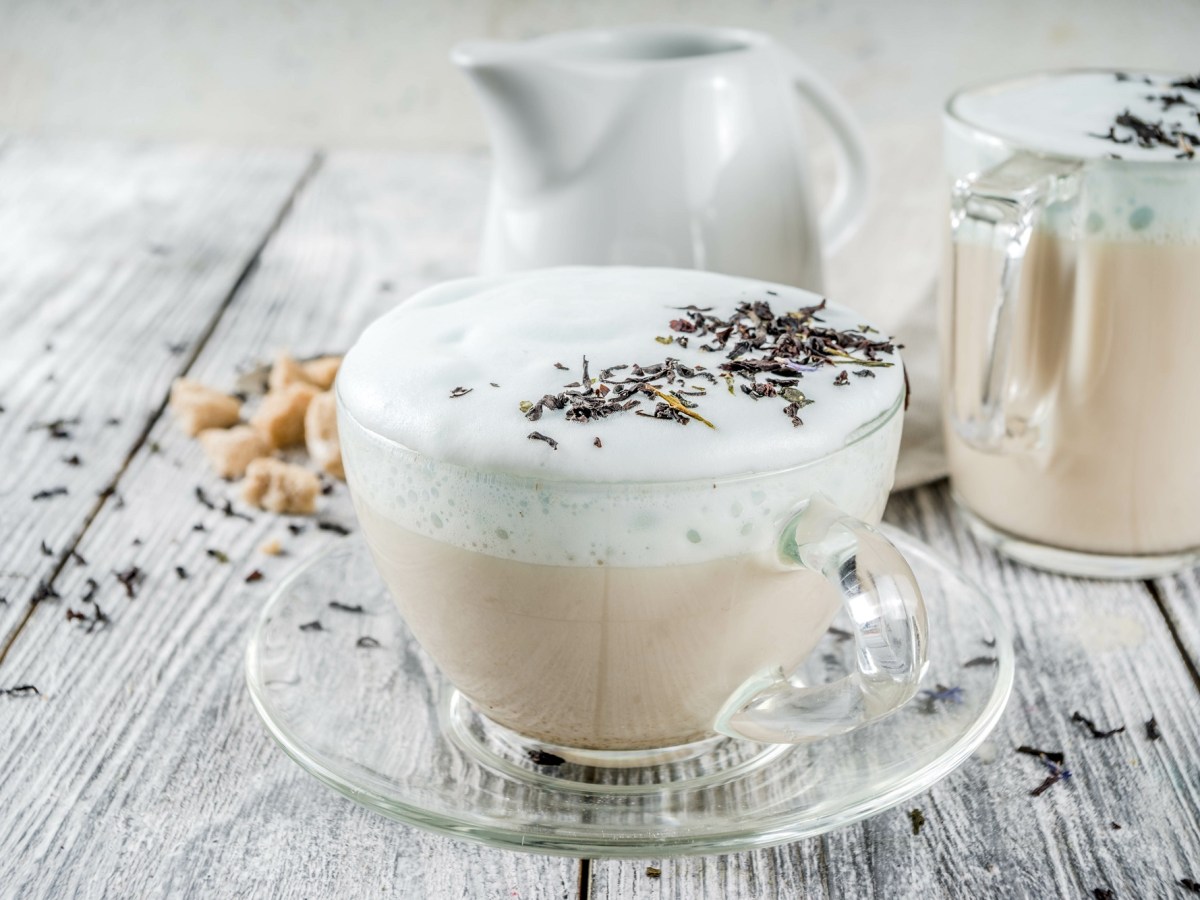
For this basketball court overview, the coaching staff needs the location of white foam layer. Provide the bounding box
[946,71,1200,244]
[337,267,905,482]
[950,70,1200,162]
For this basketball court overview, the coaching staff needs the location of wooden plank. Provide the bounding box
[1151,569,1200,685]
[590,483,1200,899]
[0,139,314,646]
[0,150,581,897]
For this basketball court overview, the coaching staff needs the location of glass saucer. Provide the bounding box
[245,526,1013,858]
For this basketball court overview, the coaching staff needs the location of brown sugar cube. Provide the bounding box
[250,383,318,448]
[305,390,344,480]
[197,425,271,479]
[169,378,241,436]
[242,458,319,515]
[301,355,342,390]
[260,538,283,556]
[267,352,308,392]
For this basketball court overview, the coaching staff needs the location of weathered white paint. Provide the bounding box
[0,140,311,642]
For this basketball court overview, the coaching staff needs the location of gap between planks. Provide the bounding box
[0,150,324,669]
[1144,579,1200,694]
[578,857,593,899]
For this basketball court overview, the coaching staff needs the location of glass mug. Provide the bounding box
[942,70,1200,578]
[337,389,927,760]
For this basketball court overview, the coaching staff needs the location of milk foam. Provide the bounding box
[946,71,1200,244]
[950,70,1199,162]
[338,267,904,566]
[339,267,904,480]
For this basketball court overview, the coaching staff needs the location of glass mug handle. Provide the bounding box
[716,495,928,743]
[947,153,1082,452]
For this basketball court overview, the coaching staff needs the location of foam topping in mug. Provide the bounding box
[951,70,1200,161]
[338,268,904,482]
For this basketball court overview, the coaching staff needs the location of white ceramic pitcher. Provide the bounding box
[452,25,870,291]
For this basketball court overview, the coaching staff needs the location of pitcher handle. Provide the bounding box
[787,60,871,253]
[947,154,1082,452]
[715,495,928,743]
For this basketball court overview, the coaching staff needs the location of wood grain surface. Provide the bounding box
[0,140,312,643]
[1,140,1198,900]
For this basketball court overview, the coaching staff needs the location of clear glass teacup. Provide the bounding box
[943,69,1200,578]
[337,385,927,761]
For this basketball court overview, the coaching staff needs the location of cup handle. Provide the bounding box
[715,495,928,743]
[947,153,1082,452]
[786,58,871,253]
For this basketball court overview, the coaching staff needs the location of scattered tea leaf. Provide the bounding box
[31,581,60,604]
[355,636,381,649]
[963,655,998,668]
[299,620,325,632]
[919,683,964,713]
[1,685,40,698]
[908,808,926,836]
[114,566,144,599]
[66,601,109,633]
[1016,745,1066,766]
[527,749,565,766]
[1072,711,1126,739]
[329,601,365,614]
[220,499,253,522]
[32,487,68,501]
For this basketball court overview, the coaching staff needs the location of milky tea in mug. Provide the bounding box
[337,268,926,754]
[943,70,1200,577]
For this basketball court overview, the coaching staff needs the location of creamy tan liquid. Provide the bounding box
[945,232,1200,556]
[353,496,842,750]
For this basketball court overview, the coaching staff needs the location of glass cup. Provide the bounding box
[942,70,1200,578]
[336,386,927,763]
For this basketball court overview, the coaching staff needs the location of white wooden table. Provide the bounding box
[1,139,1198,899]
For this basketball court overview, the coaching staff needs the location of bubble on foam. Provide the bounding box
[340,401,903,567]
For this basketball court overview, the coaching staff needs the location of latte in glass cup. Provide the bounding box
[337,267,924,752]
[944,70,1200,576]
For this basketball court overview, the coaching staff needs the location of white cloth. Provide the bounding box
[823,116,947,490]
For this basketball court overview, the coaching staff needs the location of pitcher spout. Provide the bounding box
[452,39,635,194]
